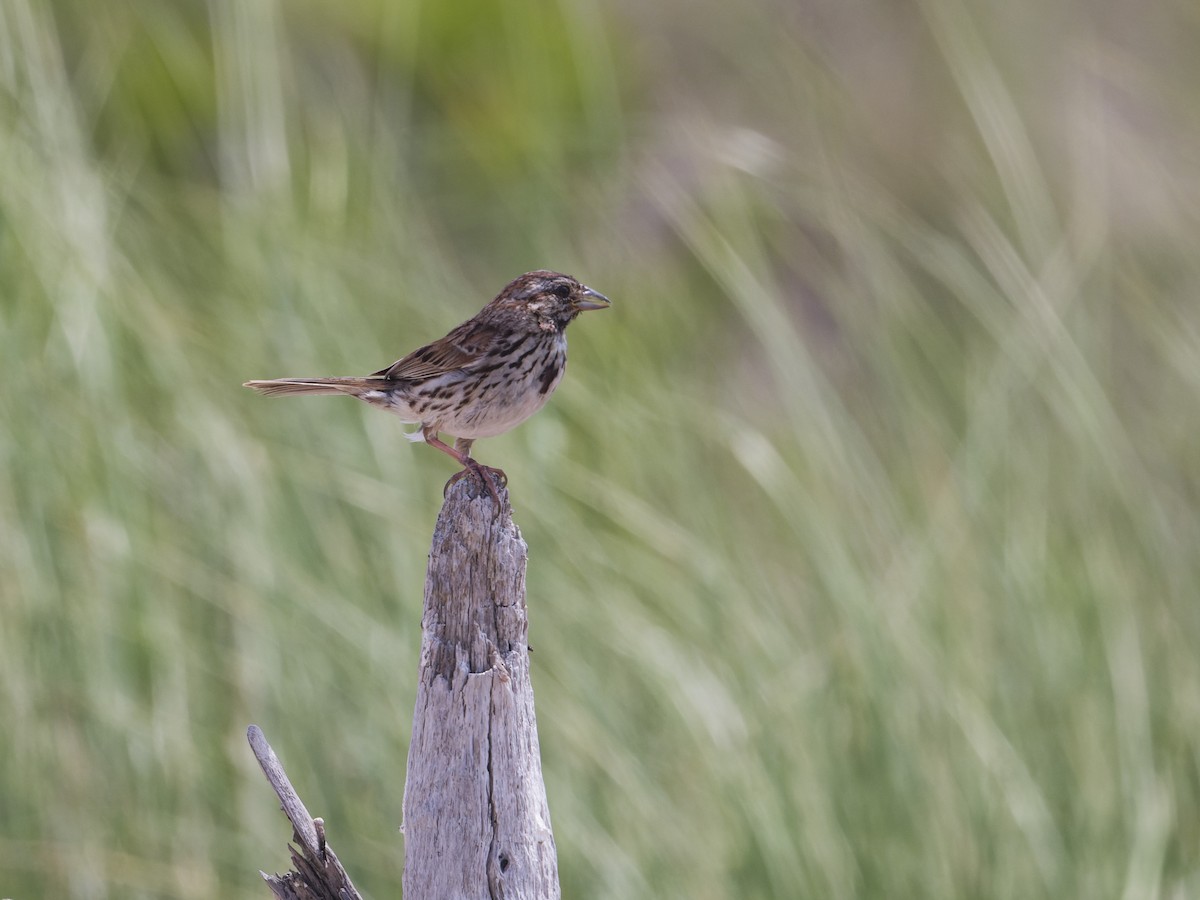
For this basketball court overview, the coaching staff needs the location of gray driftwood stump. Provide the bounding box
[249,477,558,899]
[402,477,560,899]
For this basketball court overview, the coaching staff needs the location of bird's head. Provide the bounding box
[495,270,611,332]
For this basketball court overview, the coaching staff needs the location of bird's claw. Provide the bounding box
[443,461,507,503]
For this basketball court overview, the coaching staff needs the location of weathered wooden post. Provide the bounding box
[249,477,559,898]
[402,477,559,899]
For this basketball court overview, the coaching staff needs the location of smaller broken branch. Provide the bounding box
[247,724,364,900]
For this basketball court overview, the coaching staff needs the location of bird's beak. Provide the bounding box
[574,286,611,311]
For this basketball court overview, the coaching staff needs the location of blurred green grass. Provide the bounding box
[3,0,1200,897]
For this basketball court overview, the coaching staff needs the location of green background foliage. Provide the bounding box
[2,0,1199,896]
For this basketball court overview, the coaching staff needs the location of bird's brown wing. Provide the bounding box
[372,320,500,381]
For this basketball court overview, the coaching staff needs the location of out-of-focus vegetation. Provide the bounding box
[3,0,1199,896]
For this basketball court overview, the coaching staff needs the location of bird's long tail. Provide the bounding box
[242,377,386,397]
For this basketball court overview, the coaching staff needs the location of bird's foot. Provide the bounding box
[444,460,507,503]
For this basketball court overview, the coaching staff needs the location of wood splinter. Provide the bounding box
[247,724,363,900]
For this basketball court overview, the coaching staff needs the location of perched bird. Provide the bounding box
[244,270,610,501]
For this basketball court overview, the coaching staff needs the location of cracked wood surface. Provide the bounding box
[402,477,560,900]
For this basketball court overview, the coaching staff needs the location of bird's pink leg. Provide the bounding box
[421,429,506,501]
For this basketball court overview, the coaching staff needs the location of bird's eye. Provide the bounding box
[551,283,571,299]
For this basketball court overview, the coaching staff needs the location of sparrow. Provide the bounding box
[244,270,610,501]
